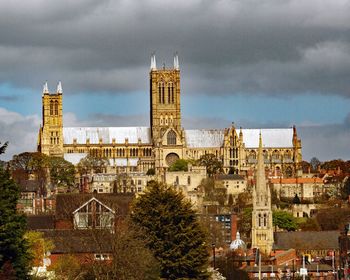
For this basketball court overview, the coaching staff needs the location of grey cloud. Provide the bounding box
[0,108,39,161]
[0,1,350,96]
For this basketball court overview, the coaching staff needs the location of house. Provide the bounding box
[28,193,134,267]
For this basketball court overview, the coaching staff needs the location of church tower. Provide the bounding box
[149,54,181,141]
[38,81,64,157]
[251,133,274,255]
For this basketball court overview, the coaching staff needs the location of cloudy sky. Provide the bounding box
[0,0,350,161]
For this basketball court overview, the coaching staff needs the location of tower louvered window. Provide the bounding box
[50,101,54,115]
[54,101,58,115]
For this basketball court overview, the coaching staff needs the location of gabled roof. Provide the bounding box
[73,197,115,215]
[184,129,225,148]
[55,193,134,220]
[43,229,114,254]
[241,128,293,148]
[184,128,294,148]
[27,215,55,230]
[63,127,151,145]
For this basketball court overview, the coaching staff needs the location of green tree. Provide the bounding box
[197,153,223,177]
[9,152,50,185]
[273,210,298,231]
[168,159,189,172]
[238,207,252,239]
[77,155,109,174]
[49,156,75,188]
[0,145,31,279]
[130,181,209,280]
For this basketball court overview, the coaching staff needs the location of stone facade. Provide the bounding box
[37,55,302,177]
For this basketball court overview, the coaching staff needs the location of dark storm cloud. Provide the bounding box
[0,0,350,96]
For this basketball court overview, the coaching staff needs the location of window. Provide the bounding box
[49,101,54,115]
[54,101,58,115]
[74,199,114,230]
[158,82,164,103]
[167,130,176,145]
[187,176,191,185]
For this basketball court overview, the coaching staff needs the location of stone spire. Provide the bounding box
[256,132,266,193]
[251,132,274,255]
[43,81,49,94]
[57,81,63,94]
[173,53,179,70]
[150,53,157,70]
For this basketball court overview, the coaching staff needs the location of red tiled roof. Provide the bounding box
[270,177,323,184]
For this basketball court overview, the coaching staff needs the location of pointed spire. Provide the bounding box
[43,81,49,94]
[256,131,266,192]
[57,81,62,94]
[150,53,157,70]
[174,52,179,70]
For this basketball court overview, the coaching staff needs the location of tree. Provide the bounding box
[201,178,227,206]
[315,207,350,231]
[130,181,209,280]
[77,155,109,174]
[168,159,189,172]
[238,208,252,240]
[146,168,156,175]
[297,217,321,231]
[87,222,160,280]
[25,231,54,267]
[51,255,82,280]
[0,141,8,155]
[198,153,223,177]
[48,156,75,188]
[272,210,298,231]
[0,145,31,279]
[310,157,321,172]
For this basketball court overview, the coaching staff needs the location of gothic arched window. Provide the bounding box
[50,101,54,115]
[167,130,176,145]
[54,101,58,115]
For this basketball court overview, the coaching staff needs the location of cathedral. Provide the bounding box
[37,54,302,176]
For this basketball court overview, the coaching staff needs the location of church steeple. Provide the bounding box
[256,132,266,194]
[251,133,274,255]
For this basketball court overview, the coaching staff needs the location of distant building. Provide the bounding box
[37,55,302,177]
[270,177,326,202]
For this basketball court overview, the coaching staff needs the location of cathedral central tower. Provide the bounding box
[149,54,181,142]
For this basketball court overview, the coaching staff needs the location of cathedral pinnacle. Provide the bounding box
[57,81,63,94]
[150,53,157,70]
[43,81,49,94]
[173,53,179,70]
